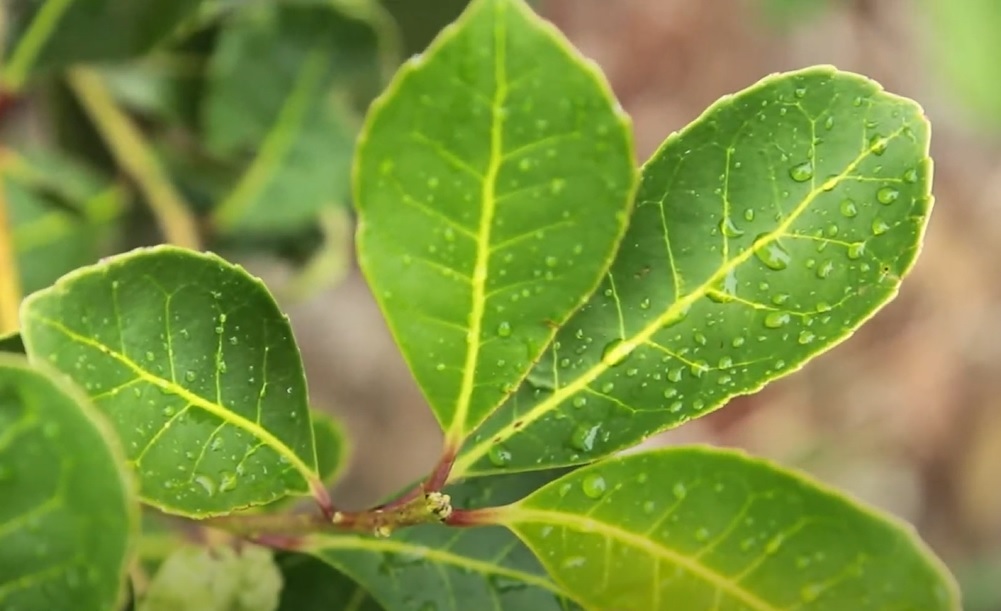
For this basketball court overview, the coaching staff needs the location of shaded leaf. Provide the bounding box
[3,150,126,294]
[454,66,932,477]
[305,469,581,611]
[2,0,203,89]
[355,0,636,440]
[313,409,349,486]
[0,332,24,353]
[496,447,959,610]
[205,1,385,234]
[0,354,137,611]
[20,245,320,517]
[276,552,384,611]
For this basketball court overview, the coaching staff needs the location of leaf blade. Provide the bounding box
[20,245,319,517]
[497,447,959,610]
[0,354,137,611]
[455,66,932,476]
[355,0,636,440]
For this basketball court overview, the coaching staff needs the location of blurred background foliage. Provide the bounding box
[1,0,1000,608]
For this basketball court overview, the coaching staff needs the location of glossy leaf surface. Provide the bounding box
[354,0,636,439]
[455,66,932,476]
[276,552,384,611]
[20,246,319,517]
[497,447,959,610]
[205,1,383,233]
[0,355,136,611]
[305,469,581,611]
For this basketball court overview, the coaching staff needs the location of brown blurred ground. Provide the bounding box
[277,0,1001,585]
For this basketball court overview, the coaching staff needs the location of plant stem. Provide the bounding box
[206,491,453,539]
[66,68,202,250]
[0,175,22,334]
[423,444,457,492]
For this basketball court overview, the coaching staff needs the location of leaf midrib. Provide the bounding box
[452,126,906,476]
[447,0,508,442]
[505,506,777,611]
[25,314,318,485]
[309,533,573,599]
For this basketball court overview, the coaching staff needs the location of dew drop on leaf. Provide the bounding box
[581,474,607,499]
[488,445,512,467]
[496,321,512,338]
[571,396,587,408]
[753,235,791,270]
[194,475,216,496]
[719,217,744,237]
[569,423,601,452]
[600,338,629,367]
[788,161,813,182]
[876,186,899,204]
[903,168,918,183]
[872,218,890,235]
[798,331,816,345]
[869,134,888,155]
[764,312,791,329]
[672,482,687,499]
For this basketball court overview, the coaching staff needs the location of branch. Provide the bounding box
[66,68,201,250]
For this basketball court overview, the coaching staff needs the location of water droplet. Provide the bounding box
[695,527,710,542]
[570,423,601,452]
[872,218,890,235]
[876,186,899,205]
[581,474,607,499]
[228,336,238,346]
[869,135,888,155]
[847,242,865,259]
[561,556,587,570]
[753,235,791,270]
[219,472,237,492]
[194,475,216,496]
[794,87,806,98]
[600,339,629,367]
[788,161,813,182]
[719,217,744,237]
[669,401,683,413]
[544,256,558,268]
[435,363,446,372]
[764,312,791,328]
[690,361,709,378]
[488,445,512,467]
[663,387,678,399]
[718,356,733,368]
[571,396,587,408]
[145,351,155,362]
[732,336,746,348]
[815,260,834,279]
[798,331,816,345]
[185,371,196,382]
[672,482,687,499]
[839,198,858,218]
[214,326,224,334]
[496,322,512,338]
[642,500,656,514]
[823,115,835,130]
[744,209,755,222]
[903,168,918,183]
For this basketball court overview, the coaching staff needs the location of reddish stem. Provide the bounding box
[423,444,458,492]
[444,506,501,527]
[310,480,335,520]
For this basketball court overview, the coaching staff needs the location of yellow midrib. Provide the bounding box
[309,533,570,597]
[505,507,777,611]
[453,127,904,475]
[447,2,508,442]
[27,313,318,486]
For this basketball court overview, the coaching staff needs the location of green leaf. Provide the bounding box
[454,66,932,477]
[20,245,321,517]
[0,354,137,611]
[205,1,385,234]
[2,0,203,90]
[926,0,1001,130]
[495,447,959,610]
[305,469,582,611]
[276,552,384,611]
[355,0,636,440]
[139,544,282,611]
[4,150,126,294]
[312,409,349,486]
[0,332,24,353]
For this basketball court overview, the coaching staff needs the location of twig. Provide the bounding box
[0,175,22,334]
[66,68,201,250]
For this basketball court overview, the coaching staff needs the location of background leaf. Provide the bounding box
[276,552,384,611]
[0,332,24,353]
[3,150,126,294]
[313,409,349,486]
[355,0,636,439]
[497,447,959,610]
[0,354,137,611]
[2,0,203,89]
[204,0,386,234]
[304,469,582,611]
[454,66,932,477]
[20,245,320,517]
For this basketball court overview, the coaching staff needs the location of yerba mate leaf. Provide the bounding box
[20,245,320,517]
[494,447,959,610]
[0,354,137,611]
[206,1,383,233]
[276,552,385,611]
[354,0,635,442]
[454,66,932,477]
[2,0,202,90]
[305,469,582,611]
